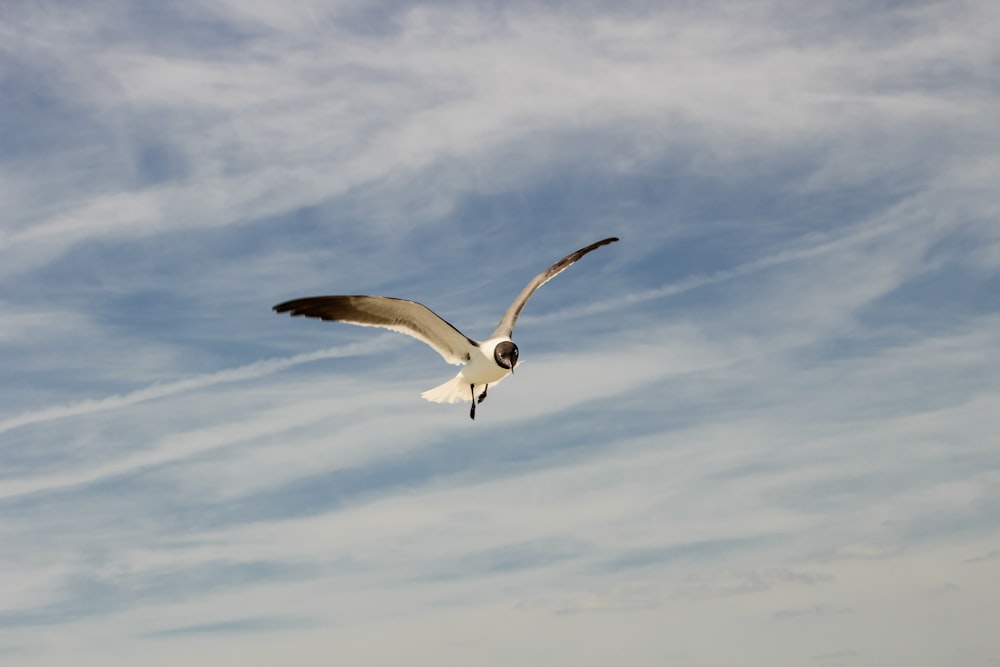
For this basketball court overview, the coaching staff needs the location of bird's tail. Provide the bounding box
[422,373,510,404]
[421,373,474,404]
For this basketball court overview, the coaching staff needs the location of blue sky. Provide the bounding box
[2,1,999,665]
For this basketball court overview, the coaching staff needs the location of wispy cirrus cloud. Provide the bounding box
[0,338,395,435]
[2,1,999,665]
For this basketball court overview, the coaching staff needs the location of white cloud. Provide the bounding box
[2,1,999,665]
[0,338,396,435]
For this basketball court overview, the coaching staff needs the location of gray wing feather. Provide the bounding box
[490,237,619,339]
[273,295,478,365]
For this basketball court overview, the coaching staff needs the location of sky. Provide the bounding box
[1,0,999,665]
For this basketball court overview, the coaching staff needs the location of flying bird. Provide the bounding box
[274,237,619,419]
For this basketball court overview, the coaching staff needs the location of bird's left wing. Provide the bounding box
[274,295,479,365]
[490,237,619,339]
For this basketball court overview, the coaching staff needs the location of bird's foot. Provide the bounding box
[477,385,488,404]
[469,384,476,420]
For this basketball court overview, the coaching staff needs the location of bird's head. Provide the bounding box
[494,341,519,373]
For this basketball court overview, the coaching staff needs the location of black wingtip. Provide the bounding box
[573,236,619,259]
[591,236,619,249]
[272,297,338,318]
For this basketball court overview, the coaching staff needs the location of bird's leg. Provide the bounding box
[477,384,489,404]
[469,384,476,420]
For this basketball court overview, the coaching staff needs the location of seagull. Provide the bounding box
[274,236,619,419]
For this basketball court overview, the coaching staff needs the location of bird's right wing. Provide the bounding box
[273,295,479,365]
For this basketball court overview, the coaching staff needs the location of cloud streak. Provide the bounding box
[2,1,999,666]
[0,338,396,435]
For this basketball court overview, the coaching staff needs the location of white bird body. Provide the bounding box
[274,237,618,419]
[421,337,512,404]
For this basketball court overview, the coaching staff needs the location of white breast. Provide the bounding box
[460,338,514,386]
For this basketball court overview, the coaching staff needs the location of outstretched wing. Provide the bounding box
[274,295,479,366]
[490,237,619,339]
